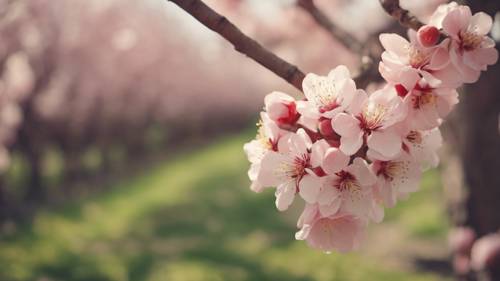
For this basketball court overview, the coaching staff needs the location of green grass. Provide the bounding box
[0,132,450,281]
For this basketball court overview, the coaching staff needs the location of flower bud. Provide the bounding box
[417,25,440,47]
[264,91,300,126]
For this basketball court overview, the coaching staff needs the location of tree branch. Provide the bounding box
[296,0,381,88]
[167,0,305,91]
[296,0,362,53]
[379,0,424,31]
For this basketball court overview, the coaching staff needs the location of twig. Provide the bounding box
[167,0,305,91]
[296,0,362,53]
[296,0,381,88]
[379,0,424,31]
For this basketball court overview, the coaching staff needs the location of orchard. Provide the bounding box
[1,0,500,280]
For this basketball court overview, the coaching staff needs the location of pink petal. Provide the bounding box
[297,100,320,120]
[431,63,463,88]
[328,65,351,81]
[310,139,329,168]
[464,47,499,71]
[369,202,385,223]
[470,12,493,35]
[322,147,350,174]
[332,113,361,137]
[346,89,367,115]
[302,73,323,102]
[297,203,319,228]
[295,224,312,241]
[341,191,371,219]
[306,215,364,252]
[275,182,296,211]
[449,47,480,83]
[264,91,294,121]
[317,177,341,206]
[299,174,321,203]
[379,33,410,60]
[350,158,377,186]
[319,198,342,217]
[442,6,472,37]
[436,89,459,118]
[367,131,403,159]
[428,46,451,71]
[339,134,364,156]
[398,68,420,90]
[287,129,310,155]
[420,71,443,88]
[258,152,289,187]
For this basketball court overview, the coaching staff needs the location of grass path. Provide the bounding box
[0,133,451,281]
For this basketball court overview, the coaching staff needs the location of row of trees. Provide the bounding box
[0,0,282,217]
[1,0,390,217]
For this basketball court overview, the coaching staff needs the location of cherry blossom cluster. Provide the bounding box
[244,2,498,253]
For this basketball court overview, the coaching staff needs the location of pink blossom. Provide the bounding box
[264,91,300,126]
[440,5,498,83]
[243,2,496,252]
[244,113,289,192]
[297,65,361,121]
[296,204,366,253]
[332,86,407,159]
[398,80,459,130]
[257,129,322,210]
[379,31,460,89]
[316,157,378,219]
[402,128,442,170]
[372,154,421,208]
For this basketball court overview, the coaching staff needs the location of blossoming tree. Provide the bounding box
[168,0,500,279]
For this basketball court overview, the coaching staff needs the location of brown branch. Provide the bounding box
[296,0,381,88]
[167,0,305,91]
[379,0,424,31]
[296,0,362,53]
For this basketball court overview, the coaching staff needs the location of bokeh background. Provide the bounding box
[0,0,499,280]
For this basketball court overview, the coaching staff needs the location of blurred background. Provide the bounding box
[0,0,499,280]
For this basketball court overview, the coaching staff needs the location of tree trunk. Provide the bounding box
[24,143,44,203]
[447,1,500,280]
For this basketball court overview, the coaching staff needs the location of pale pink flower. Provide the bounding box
[296,204,366,253]
[257,129,321,211]
[379,31,459,89]
[402,128,442,170]
[264,91,300,126]
[441,5,498,83]
[428,2,459,29]
[244,113,289,192]
[297,65,361,121]
[321,146,350,175]
[316,157,378,219]
[372,154,422,208]
[399,79,459,130]
[470,232,500,270]
[332,86,407,159]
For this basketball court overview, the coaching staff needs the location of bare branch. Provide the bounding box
[167,0,305,91]
[379,0,424,31]
[296,0,362,53]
